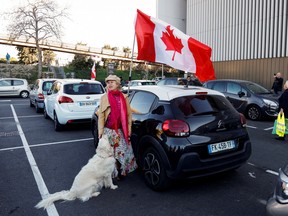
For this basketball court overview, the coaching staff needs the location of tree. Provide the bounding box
[16,47,38,64]
[4,0,68,78]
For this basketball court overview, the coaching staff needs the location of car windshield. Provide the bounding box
[244,82,271,94]
[64,83,105,95]
[171,95,235,117]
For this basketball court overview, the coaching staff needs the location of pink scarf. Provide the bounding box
[107,90,129,143]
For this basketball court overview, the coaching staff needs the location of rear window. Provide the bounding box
[64,83,105,95]
[171,95,236,117]
[42,81,55,91]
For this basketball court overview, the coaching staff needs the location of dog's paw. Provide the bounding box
[91,192,100,197]
[111,185,118,190]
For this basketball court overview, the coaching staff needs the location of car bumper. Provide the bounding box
[56,107,94,125]
[167,140,252,179]
[266,196,288,216]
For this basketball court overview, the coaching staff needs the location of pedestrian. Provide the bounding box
[275,80,288,140]
[186,74,202,86]
[97,75,137,178]
[271,72,284,96]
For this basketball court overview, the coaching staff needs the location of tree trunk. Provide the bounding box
[37,46,43,78]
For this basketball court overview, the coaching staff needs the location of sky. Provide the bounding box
[0,0,157,60]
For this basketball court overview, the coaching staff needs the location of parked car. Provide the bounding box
[203,79,279,120]
[266,164,288,216]
[122,80,156,91]
[29,78,59,113]
[0,78,30,98]
[91,85,251,190]
[44,79,105,131]
[157,77,202,86]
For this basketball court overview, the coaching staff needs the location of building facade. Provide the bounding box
[157,0,288,89]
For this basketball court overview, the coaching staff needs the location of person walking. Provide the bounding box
[97,75,137,178]
[276,80,288,140]
[272,72,284,96]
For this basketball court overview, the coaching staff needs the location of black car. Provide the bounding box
[266,164,288,216]
[203,79,279,120]
[91,85,251,190]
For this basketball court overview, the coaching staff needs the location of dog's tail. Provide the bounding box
[35,190,76,209]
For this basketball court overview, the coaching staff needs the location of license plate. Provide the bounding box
[79,101,97,106]
[208,140,236,154]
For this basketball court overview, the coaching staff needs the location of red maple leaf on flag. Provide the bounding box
[161,25,184,61]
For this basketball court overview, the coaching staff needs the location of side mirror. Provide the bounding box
[238,91,245,98]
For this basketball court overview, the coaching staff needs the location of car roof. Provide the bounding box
[56,79,103,84]
[127,85,224,101]
[206,79,254,84]
[131,80,156,82]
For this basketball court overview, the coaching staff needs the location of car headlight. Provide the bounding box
[263,99,278,107]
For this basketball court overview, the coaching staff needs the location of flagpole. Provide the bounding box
[128,32,136,94]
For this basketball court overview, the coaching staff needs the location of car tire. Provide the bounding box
[35,102,41,113]
[54,113,63,131]
[92,120,99,148]
[20,91,29,98]
[247,105,261,120]
[142,147,170,191]
[29,99,34,107]
[43,106,49,119]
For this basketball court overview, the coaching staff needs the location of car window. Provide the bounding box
[227,82,241,95]
[211,82,226,92]
[244,82,271,94]
[13,80,24,86]
[0,80,12,86]
[64,83,104,95]
[42,81,55,91]
[172,95,234,117]
[130,91,156,114]
[51,82,61,94]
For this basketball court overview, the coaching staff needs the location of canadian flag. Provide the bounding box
[91,61,96,80]
[135,9,216,82]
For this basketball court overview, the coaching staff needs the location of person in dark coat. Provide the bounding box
[272,72,284,96]
[276,80,288,140]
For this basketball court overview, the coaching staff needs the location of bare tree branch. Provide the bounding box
[4,0,69,78]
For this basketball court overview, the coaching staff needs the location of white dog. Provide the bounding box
[35,134,117,210]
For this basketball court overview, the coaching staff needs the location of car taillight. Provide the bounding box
[58,96,74,104]
[239,113,246,127]
[162,119,190,137]
[38,93,44,100]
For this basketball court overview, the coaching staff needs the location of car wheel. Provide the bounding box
[35,102,41,113]
[43,106,49,119]
[29,99,34,107]
[247,105,261,120]
[54,113,63,131]
[142,147,170,191]
[92,120,99,148]
[20,91,29,98]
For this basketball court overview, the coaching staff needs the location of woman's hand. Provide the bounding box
[98,133,102,139]
[280,108,284,114]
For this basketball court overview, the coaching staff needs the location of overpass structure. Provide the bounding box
[0,34,140,62]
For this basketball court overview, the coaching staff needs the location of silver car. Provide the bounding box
[266,164,288,216]
[0,78,30,98]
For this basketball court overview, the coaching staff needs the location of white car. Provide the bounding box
[44,79,105,131]
[29,78,60,113]
[122,80,156,91]
[0,78,30,98]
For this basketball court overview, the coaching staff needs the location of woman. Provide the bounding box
[276,80,288,140]
[97,75,137,177]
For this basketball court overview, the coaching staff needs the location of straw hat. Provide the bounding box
[105,75,121,84]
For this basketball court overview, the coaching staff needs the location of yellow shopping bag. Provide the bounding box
[276,113,286,137]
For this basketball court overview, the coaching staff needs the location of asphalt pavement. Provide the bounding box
[0,97,287,216]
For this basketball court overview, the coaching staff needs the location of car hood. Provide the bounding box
[255,93,278,102]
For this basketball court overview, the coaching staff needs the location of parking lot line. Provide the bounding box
[10,105,59,216]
